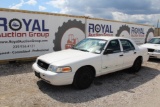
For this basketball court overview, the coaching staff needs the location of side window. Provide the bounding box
[106,39,121,53]
[120,39,135,51]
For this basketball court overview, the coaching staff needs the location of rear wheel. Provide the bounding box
[73,67,94,89]
[130,57,142,73]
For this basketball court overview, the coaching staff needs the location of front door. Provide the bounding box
[101,39,124,74]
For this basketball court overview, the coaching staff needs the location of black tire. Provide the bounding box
[73,67,95,89]
[145,28,154,43]
[116,25,130,37]
[53,19,85,51]
[130,57,142,73]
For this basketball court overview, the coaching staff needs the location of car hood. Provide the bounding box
[141,43,160,50]
[38,49,99,65]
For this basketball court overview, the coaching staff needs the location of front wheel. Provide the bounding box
[73,67,94,89]
[130,57,142,73]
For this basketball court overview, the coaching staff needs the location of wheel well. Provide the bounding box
[132,56,143,66]
[76,65,96,77]
[137,56,143,62]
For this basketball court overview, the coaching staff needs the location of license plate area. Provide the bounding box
[35,71,41,78]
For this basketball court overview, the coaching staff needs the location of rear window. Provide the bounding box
[120,39,135,51]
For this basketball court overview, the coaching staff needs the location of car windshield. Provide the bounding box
[72,38,107,54]
[147,38,160,44]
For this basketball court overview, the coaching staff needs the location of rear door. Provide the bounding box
[120,39,137,68]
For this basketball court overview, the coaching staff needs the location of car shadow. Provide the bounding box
[148,58,160,63]
[0,61,34,77]
[37,66,160,103]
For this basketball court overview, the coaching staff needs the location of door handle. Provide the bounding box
[119,54,123,56]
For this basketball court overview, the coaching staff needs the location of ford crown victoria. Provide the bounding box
[32,36,149,89]
[141,37,160,59]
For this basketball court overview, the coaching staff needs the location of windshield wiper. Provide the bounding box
[72,47,79,50]
[72,47,89,52]
[79,49,89,52]
[92,52,100,54]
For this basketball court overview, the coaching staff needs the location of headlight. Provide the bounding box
[154,50,160,53]
[56,67,72,73]
[47,65,57,72]
[48,65,71,73]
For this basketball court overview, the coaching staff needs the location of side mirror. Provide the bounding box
[103,49,113,55]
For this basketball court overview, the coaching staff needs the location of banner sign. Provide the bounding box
[86,19,154,45]
[0,9,154,60]
[0,11,85,60]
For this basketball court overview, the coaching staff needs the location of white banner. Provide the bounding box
[0,9,155,60]
[86,19,154,45]
[0,11,85,60]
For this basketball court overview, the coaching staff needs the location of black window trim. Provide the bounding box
[120,39,135,52]
[104,39,121,54]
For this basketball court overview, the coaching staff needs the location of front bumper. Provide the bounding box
[32,63,75,86]
[148,52,160,59]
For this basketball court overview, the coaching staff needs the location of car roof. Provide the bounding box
[87,36,129,41]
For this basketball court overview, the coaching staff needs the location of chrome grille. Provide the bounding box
[148,48,154,52]
[37,60,49,70]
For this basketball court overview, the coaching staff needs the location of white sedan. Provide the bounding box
[141,37,160,59]
[32,36,149,89]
